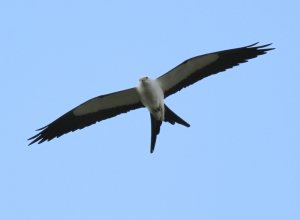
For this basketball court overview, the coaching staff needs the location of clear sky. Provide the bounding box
[1,0,299,219]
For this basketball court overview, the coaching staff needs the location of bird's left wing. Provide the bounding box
[157,43,274,98]
[28,87,143,145]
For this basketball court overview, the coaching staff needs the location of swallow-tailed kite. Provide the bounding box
[28,43,274,153]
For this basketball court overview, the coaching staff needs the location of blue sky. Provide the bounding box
[1,0,299,219]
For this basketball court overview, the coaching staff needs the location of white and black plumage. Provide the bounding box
[28,43,274,153]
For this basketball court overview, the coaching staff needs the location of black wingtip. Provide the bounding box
[27,134,41,146]
[246,42,275,51]
[36,125,47,131]
[246,42,259,47]
[27,125,49,146]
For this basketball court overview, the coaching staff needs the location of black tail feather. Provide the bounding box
[150,114,162,153]
[149,105,189,153]
[164,105,190,127]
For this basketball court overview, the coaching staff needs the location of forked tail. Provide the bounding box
[149,104,190,153]
[164,104,190,127]
[150,114,162,153]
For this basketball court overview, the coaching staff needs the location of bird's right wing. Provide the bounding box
[28,87,143,145]
[157,43,274,98]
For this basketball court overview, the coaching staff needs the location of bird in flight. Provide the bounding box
[28,43,274,153]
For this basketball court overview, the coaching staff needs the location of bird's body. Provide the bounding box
[137,77,165,121]
[28,43,274,153]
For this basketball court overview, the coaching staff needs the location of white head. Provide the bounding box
[139,76,150,84]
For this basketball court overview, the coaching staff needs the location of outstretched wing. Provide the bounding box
[28,87,143,145]
[157,43,274,97]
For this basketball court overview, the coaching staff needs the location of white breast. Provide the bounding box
[137,78,165,120]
